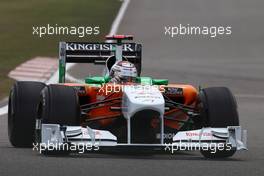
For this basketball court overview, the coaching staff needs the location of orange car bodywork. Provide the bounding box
[63,83,198,130]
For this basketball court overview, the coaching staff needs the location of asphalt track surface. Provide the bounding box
[1,0,264,175]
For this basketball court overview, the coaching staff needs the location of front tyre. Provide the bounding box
[39,84,80,125]
[38,85,80,155]
[199,87,239,158]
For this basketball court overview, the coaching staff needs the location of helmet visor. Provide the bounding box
[120,76,136,83]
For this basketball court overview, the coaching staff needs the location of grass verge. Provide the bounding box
[0,0,121,99]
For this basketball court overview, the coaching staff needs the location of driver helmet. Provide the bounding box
[109,61,137,83]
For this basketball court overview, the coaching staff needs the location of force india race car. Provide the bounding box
[8,35,247,158]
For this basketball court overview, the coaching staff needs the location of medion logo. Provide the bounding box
[66,43,135,52]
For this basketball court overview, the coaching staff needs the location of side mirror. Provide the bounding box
[152,79,168,85]
[85,76,107,84]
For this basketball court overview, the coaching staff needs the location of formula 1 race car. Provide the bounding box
[8,35,247,158]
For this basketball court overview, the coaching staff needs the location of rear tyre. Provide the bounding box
[8,81,45,147]
[199,87,239,158]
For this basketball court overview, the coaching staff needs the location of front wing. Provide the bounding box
[37,124,247,154]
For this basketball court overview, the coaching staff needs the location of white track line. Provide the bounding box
[109,0,130,36]
[0,105,8,116]
[0,0,130,115]
[63,0,130,83]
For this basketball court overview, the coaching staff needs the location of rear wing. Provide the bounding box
[58,42,142,83]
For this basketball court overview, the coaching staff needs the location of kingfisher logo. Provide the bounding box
[66,43,135,52]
